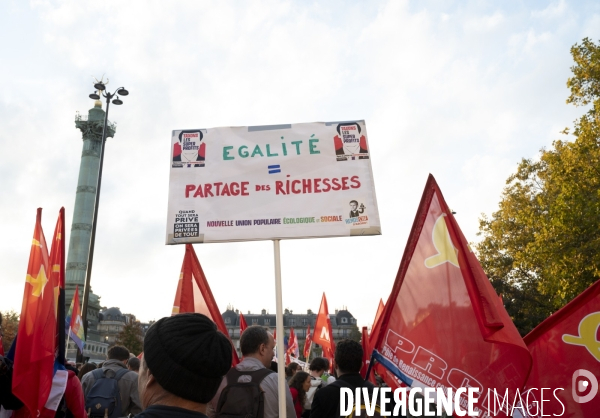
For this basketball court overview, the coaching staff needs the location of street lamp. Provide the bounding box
[80,81,130,344]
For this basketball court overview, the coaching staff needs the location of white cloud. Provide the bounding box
[0,0,595,329]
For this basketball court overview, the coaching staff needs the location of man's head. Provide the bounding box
[127,357,140,372]
[107,345,130,363]
[334,339,363,376]
[138,313,232,410]
[240,325,274,368]
[308,357,330,377]
[349,200,358,211]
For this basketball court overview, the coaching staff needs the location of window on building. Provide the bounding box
[342,329,348,337]
[341,317,348,324]
[225,317,231,324]
[302,318,308,325]
[289,318,296,326]
[264,319,270,325]
[252,319,258,325]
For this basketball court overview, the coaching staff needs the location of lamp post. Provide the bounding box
[79,82,129,343]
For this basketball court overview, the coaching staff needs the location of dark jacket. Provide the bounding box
[309,373,373,418]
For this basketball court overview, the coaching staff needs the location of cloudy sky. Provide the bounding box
[1,0,598,328]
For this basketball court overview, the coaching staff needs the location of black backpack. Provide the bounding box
[330,379,382,418]
[85,368,128,418]
[215,367,274,418]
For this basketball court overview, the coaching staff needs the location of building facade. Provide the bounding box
[222,307,360,359]
[97,307,138,346]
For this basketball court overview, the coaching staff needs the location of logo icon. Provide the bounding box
[562,312,600,362]
[424,214,459,269]
[572,369,598,404]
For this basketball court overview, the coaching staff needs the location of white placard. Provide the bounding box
[166,121,381,243]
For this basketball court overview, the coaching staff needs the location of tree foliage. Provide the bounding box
[1,311,20,353]
[115,320,144,356]
[476,38,600,336]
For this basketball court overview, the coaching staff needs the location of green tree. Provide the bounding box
[476,38,600,336]
[115,320,144,356]
[1,311,19,353]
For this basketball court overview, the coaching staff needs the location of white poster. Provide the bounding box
[166,121,381,244]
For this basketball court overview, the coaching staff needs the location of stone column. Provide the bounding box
[65,101,115,343]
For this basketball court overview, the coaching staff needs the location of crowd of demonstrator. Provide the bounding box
[0,313,378,418]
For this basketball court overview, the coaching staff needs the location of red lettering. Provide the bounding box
[241,182,249,196]
[275,181,285,195]
[302,178,312,193]
[193,185,204,198]
[314,178,322,193]
[221,183,231,196]
[185,184,195,198]
[341,176,349,190]
[351,175,361,189]
[291,180,301,194]
[214,182,223,195]
[322,178,331,192]
[230,182,240,196]
[204,184,214,197]
[331,178,341,191]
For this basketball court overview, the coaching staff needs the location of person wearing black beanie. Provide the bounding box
[136,313,233,418]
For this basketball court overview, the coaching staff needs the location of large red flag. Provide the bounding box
[172,244,239,365]
[517,280,600,417]
[371,175,531,417]
[313,293,335,369]
[303,325,312,359]
[12,209,54,417]
[239,312,248,334]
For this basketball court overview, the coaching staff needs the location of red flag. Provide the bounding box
[13,209,54,417]
[287,327,299,359]
[360,326,370,378]
[172,244,239,366]
[239,312,248,334]
[303,325,312,359]
[313,293,335,369]
[48,207,66,364]
[518,280,600,417]
[372,175,531,417]
[364,299,385,370]
[273,327,276,343]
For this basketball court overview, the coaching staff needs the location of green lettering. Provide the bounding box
[251,144,264,157]
[223,146,234,160]
[266,144,278,157]
[239,145,249,158]
[309,138,320,154]
[291,140,302,155]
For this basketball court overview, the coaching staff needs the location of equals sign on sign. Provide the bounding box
[268,165,281,174]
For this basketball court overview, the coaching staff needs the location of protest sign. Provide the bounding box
[166,121,381,243]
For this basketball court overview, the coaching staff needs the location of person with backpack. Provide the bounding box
[135,313,232,418]
[81,345,141,418]
[309,339,381,418]
[209,325,296,418]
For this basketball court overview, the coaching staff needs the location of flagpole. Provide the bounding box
[273,239,287,417]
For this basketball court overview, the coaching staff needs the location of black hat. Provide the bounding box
[144,313,232,403]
